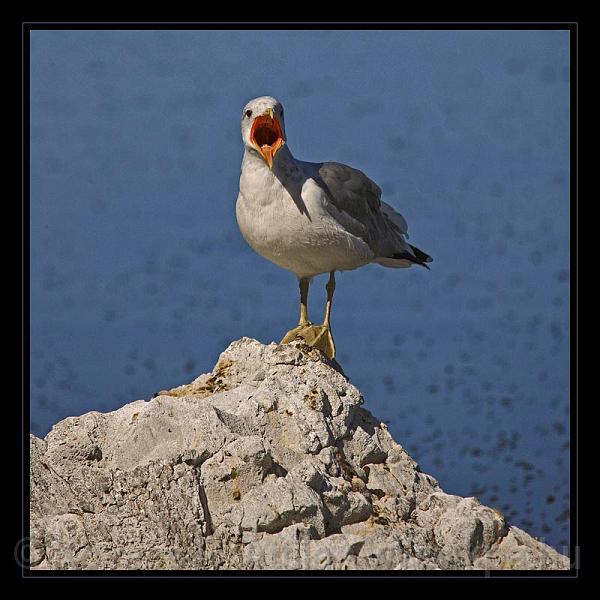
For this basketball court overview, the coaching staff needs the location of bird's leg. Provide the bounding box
[299,277,311,328]
[311,271,337,359]
[323,271,335,329]
[281,278,313,343]
[286,272,336,360]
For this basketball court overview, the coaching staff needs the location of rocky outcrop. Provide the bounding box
[29,338,569,570]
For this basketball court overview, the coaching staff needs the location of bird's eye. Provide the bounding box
[245,109,252,118]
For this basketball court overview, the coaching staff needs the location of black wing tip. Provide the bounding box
[389,244,433,269]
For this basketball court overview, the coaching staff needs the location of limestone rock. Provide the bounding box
[30,337,570,570]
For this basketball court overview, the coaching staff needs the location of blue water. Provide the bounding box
[30,29,570,552]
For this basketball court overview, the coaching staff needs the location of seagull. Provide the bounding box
[236,96,432,360]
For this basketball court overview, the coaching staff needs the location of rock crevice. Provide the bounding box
[30,338,569,570]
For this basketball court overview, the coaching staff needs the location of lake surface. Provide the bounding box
[30,29,570,552]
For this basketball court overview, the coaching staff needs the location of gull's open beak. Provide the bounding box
[250,109,285,169]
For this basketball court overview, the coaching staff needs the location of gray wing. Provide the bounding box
[314,161,415,260]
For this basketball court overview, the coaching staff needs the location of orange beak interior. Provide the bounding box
[250,114,284,168]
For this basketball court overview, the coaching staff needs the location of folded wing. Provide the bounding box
[314,161,431,268]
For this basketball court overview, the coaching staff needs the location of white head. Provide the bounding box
[241,96,287,169]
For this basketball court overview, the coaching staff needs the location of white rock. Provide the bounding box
[29,338,570,570]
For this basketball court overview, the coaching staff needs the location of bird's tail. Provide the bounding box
[375,244,433,270]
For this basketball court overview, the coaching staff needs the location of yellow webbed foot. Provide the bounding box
[281,322,313,344]
[281,323,336,360]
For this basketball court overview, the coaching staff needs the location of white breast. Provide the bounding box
[236,165,373,279]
